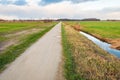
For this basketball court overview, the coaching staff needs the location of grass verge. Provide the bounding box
[62,25,84,80]
[0,24,56,72]
[62,23,120,80]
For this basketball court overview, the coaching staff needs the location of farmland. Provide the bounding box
[0,21,57,72]
[0,21,56,41]
[62,23,120,80]
[0,21,57,51]
[79,21,120,39]
[0,0,119,79]
[0,21,120,80]
[66,21,120,50]
[79,21,120,50]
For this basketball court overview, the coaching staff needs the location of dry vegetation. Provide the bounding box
[62,23,120,80]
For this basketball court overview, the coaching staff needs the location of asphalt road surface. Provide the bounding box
[0,22,62,80]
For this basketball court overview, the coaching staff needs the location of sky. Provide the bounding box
[0,0,120,20]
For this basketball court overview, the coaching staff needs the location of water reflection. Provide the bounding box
[80,31,120,58]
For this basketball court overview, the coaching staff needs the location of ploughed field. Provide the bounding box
[79,21,120,50]
[0,21,57,72]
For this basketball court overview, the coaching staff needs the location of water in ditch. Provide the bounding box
[80,31,120,58]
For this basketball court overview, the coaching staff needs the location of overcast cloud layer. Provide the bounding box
[0,0,120,20]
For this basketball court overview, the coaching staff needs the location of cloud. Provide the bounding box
[0,0,14,5]
[68,0,98,3]
[0,14,19,20]
[26,0,41,6]
[0,0,97,6]
[101,7,120,13]
[0,0,120,20]
[40,0,60,5]
[97,7,120,20]
[0,0,27,6]
[40,0,98,5]
[14,0,27,6]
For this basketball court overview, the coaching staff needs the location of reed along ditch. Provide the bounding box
[80,31,120,58]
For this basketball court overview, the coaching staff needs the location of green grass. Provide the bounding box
[0,22,57,72]
[0,21,46,33]
[62,25,85,80]
[0,21,56,42]
[62,23,120,80]
[0,36,6,42]
[79,21,120,39]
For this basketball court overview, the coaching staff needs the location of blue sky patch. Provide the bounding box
[0,0,27,6]
[0,0,12,5]
[14,0,27,6]
[40,0,98,5]
[0,0,98,6]
[40,0,62,5]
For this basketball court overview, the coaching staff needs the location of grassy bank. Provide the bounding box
[79,21,120,39]
[0,22,57,72]
[79,21,120,50]
[65,21,120,50]
[62,25,84,80]
[62,23,120,80]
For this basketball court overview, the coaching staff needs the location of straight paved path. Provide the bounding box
[0,22,62,80]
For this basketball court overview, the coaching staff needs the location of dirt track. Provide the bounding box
[0,22,62,80]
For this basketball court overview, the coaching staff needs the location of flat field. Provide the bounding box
[66,21,120,50]
[79,21,120,50]
[0,21,57,72]
[79,21,120,39]
[0,21,53,33]
[0,21,56,41]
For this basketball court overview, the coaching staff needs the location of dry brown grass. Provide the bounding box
[72,25,81,31]
[63,24,120,80]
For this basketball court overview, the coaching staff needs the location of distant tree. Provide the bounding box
[81,18,100,21]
